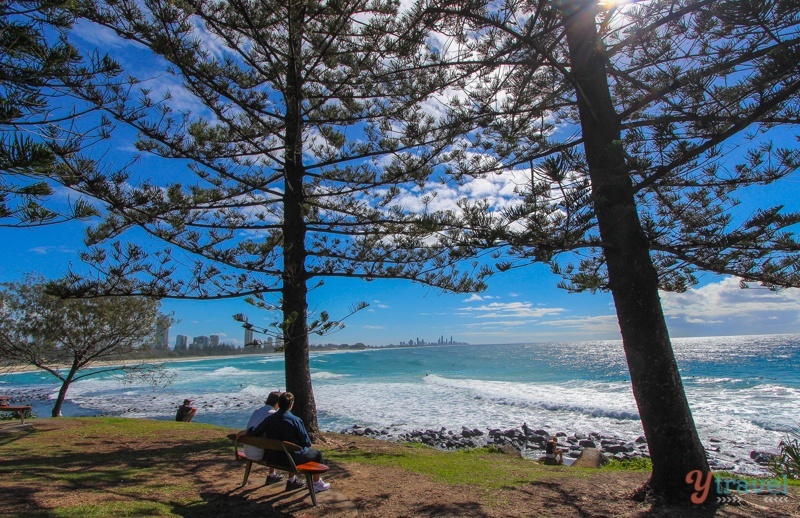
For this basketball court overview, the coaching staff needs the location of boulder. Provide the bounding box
[496,444,522,458]
[571,448,607,468]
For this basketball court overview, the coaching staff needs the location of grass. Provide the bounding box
[4,417,792,517]
[601,457,652,471]
[326,443,579,488]
[0,417,234,517]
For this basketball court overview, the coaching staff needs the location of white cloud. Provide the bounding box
[661,277,800,320]
[660,276,800,335]
[458,301,566,319]
[464,294,483,302]
[27,245,73,255]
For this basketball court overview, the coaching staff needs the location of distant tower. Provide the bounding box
[155,315,170,350]
[210,335,220,347]
[244,328,254,346]
[175,335,188,352]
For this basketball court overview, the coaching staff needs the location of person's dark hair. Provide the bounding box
[265,391,281,407]
[278,392,294,411]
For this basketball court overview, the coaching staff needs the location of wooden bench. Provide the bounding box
[227,432,329,506]
[0,397,32,425]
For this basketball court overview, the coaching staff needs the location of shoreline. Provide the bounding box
[2,345,788,478]
[1,352,280,374]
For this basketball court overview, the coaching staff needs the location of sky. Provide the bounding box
[3,216,800,347]
[3,3,800,348]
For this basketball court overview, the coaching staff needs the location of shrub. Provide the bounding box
[771,427,800,479]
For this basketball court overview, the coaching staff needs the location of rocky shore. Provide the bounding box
[340,423,649,461]
[338,423,778,474]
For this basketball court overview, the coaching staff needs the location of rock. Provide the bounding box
[749,450,774,465]
[496,444,522,458]
[571,448,607,468]
[604,444,631,454]
[533,429,549,436]
[579,439,597,448]
[635,436,647,444]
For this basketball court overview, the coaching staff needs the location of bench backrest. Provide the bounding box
[228,432,303,471]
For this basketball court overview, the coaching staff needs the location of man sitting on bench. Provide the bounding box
[250,392,330,493]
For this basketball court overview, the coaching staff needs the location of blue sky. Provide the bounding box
[3,6,800,348]
[3,215,800,347]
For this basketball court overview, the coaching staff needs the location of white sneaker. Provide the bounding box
[313,479,330,492]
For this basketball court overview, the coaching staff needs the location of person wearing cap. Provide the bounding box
[175,399,197,422]
[243,391,285,484]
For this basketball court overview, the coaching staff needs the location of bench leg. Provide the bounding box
[242,461,252,487]
[19,411,25,425]
[304,473,317,506]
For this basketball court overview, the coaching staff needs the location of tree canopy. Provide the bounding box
[0,0,121,226]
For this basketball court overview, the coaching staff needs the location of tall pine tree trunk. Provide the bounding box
[282,2,319,438]
[560,0,711,502]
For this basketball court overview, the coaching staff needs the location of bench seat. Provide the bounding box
[227,432,329,506]
[0,405,33,425]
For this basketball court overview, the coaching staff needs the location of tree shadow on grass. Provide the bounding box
[511,478,730,518]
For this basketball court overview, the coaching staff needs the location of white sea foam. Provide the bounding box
[208,366,248,377]
[312,371,348,380]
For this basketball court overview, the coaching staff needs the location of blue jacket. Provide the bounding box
[251,409,312,453]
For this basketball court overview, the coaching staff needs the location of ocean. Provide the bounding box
[2,334,798,475]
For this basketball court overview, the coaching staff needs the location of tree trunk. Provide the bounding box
[560,1,712,502]
[52,363,79,417]
[281,3,319,438]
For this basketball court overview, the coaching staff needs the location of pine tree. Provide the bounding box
[424,0,800,502]
[55,0,486,435]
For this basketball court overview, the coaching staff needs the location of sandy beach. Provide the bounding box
[1,352,279,374]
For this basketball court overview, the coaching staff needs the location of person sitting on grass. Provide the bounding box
[545,436,564,464]
[251,391,330,493]
[243,391,285,485]
[175,399,197,422]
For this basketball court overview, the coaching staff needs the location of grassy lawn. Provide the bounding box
[1,417,796,517]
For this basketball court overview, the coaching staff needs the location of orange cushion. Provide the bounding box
[295,461,329,474]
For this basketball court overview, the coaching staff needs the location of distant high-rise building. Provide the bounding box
[210,335,220,347]
[175,335,188,352]
[244,328,254,346]
[193,335,210,347]
[155,315,170,350]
